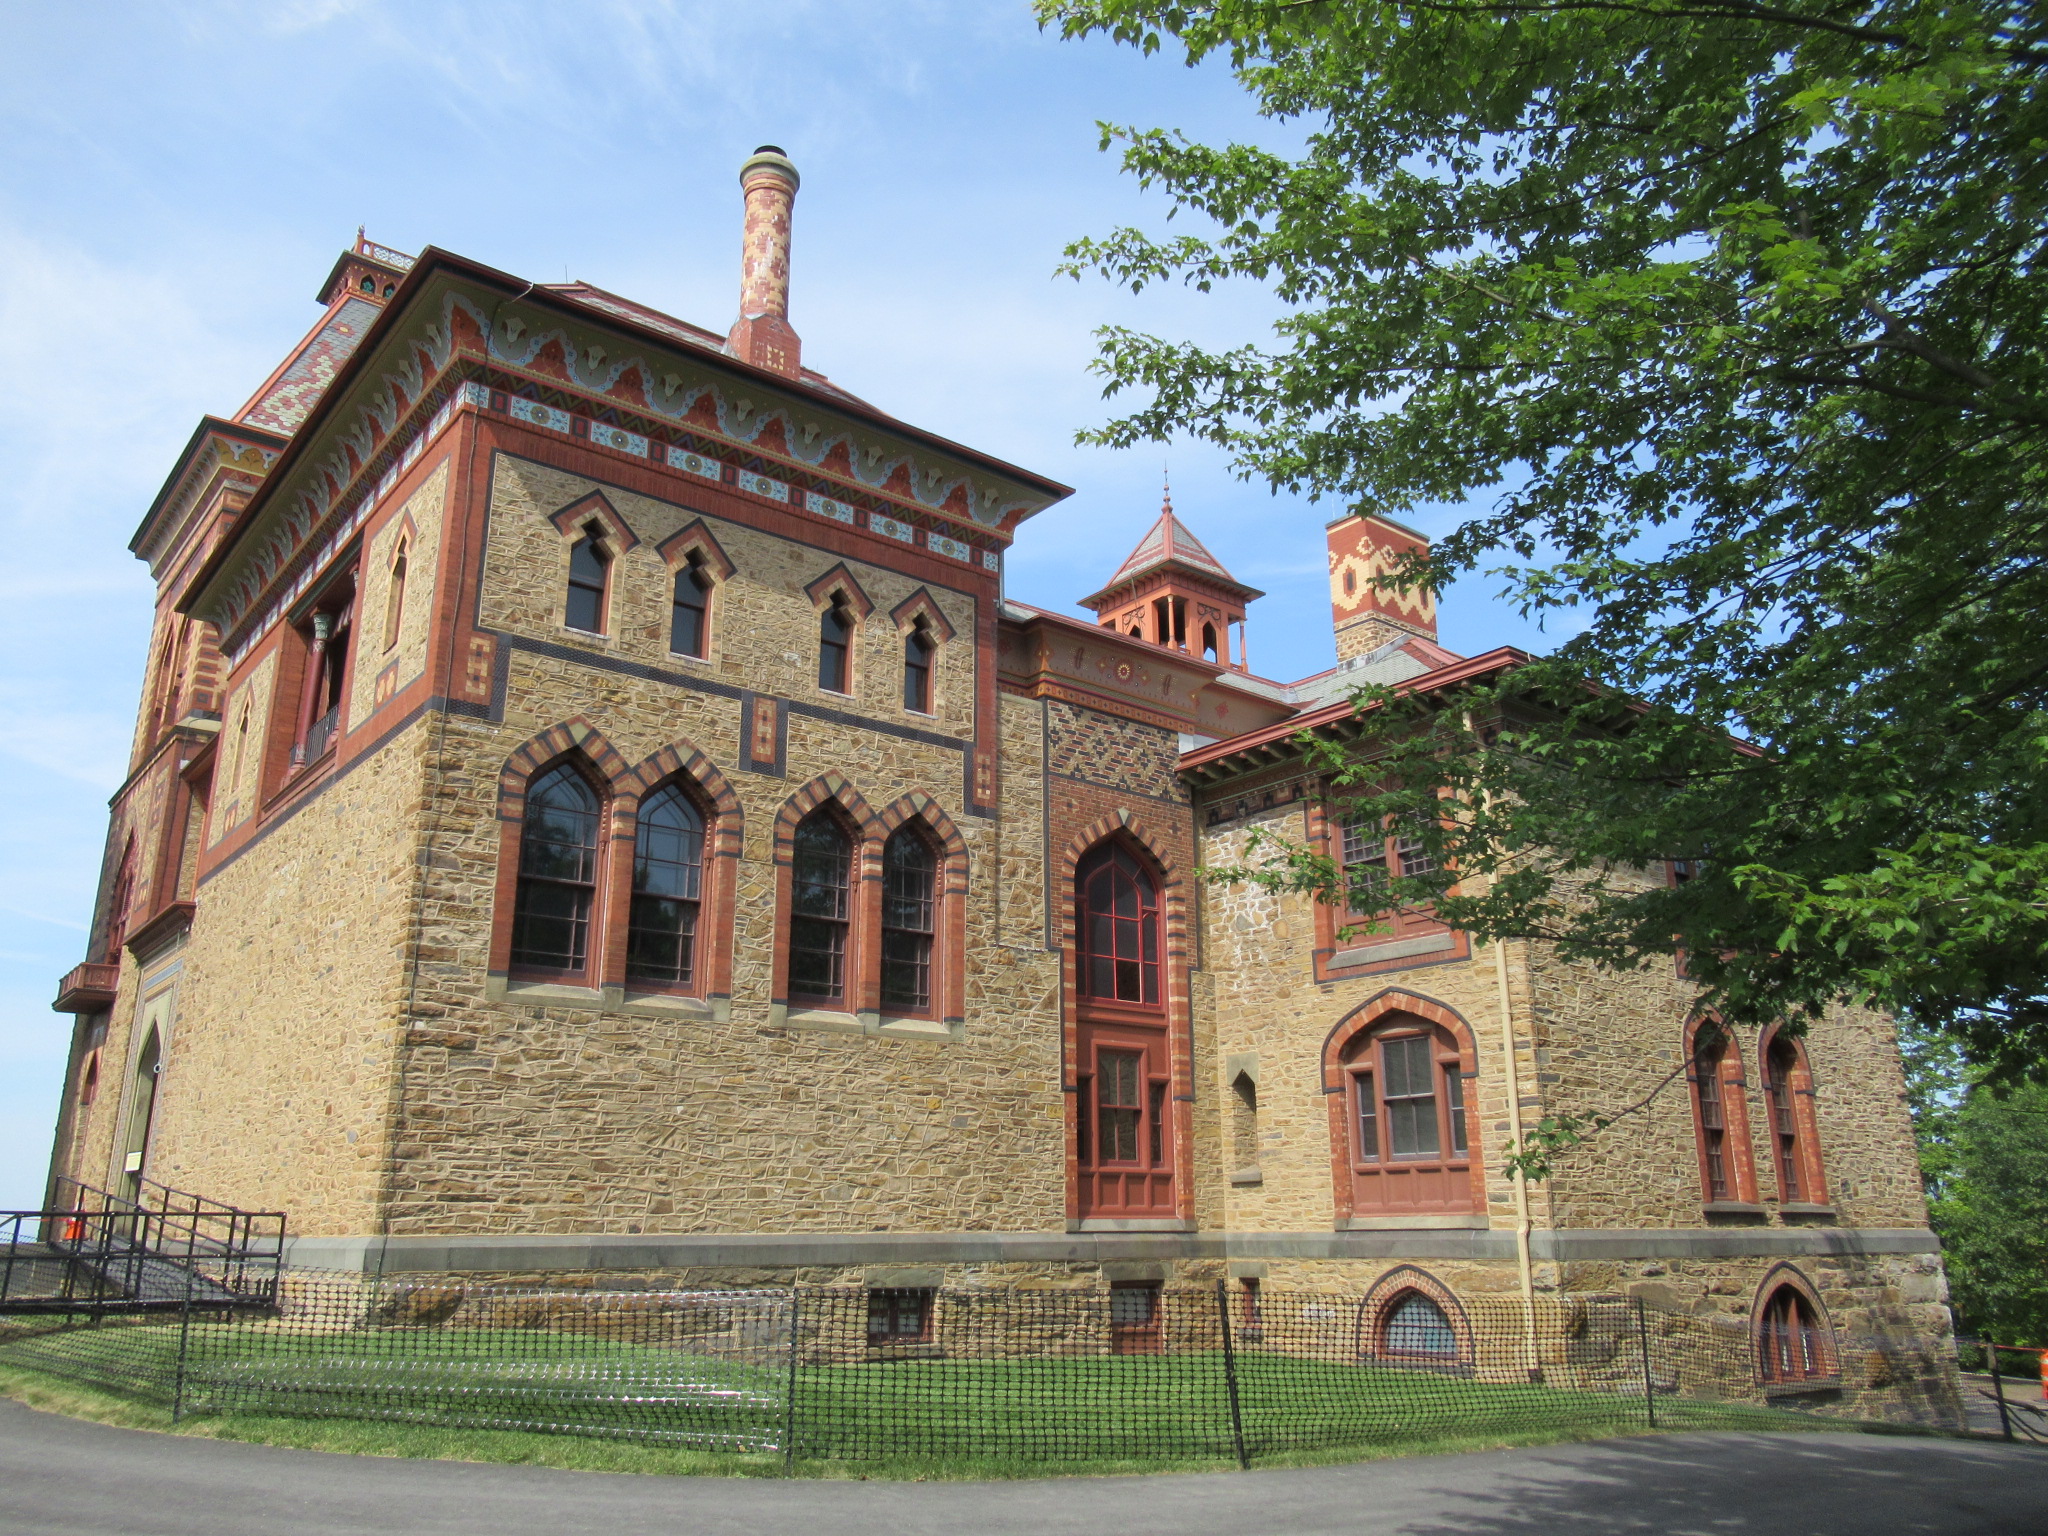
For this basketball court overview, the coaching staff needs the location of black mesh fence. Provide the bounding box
[0,1272,1956,1467]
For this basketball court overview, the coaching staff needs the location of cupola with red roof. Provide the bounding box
[1079,484,1262,670]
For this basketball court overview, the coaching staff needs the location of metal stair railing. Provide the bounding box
[0,1177,285,1315]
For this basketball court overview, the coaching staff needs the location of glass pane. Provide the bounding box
[1382,1036,1431,1099]
[788,916,844,999]
[1444,1067,1467,1154]
[1388,1097,1440,1158]
[1354,1074,1379,1162]
[1110,1286,1156,1326]
[1384,1294,1456,1357]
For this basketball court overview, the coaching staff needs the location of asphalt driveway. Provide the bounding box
[1,1397,2043,1535]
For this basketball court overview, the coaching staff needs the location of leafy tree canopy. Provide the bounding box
[1041,0,2048,1077]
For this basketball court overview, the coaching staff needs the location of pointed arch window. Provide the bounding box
[383,539,409,651]
[880,826,937,1013]
[1759,1284,1833,1383]
[565,523,611,634]
[1077,843,1160,1006]
[510,764,602,976]
[626,783,704,988]
[1694,1025,1734,1201]
[1763,1032,1824,1203]
[1340,1018,1473,1215]
[902,617,934,713]
[789,811,853,1004]
[818,594,853,693]
[670,555,711,658]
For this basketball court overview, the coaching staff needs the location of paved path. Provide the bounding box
[2,1398,2045,1535]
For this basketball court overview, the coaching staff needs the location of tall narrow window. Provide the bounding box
[902,617,934,713]
[565,524,610,634]
[818,595,852,693]
[383,541,408,651]
[880,826,936,1013]
[1097,1049,1142,1163]
[1765,1035,1806,1201]
[1695,1028,1731,1201]
[1201,622,1219,663]
[789,811,852,1004]
[1381,1034,1440,1159]
[626,784,703,987]
[510,764,601,975]
[1340,813,1388,912]
[670,556,711,658]
[1076,843,1161,1005]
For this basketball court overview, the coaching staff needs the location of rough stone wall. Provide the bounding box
[377,459,1064,1238]
[132,716,430,1228]
[1198,800,1553,1243]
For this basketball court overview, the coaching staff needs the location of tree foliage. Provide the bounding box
[1042,0,2048,1075]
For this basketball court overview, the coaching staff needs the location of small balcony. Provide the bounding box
[53,961,120,1015]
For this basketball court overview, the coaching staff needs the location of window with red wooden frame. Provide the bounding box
[902,617,934,713]
[866,1288,933,1345]
[1692,1026,1735,1201]
[1762,1031,1826,1203]
[625,782,704,990]
[880,825,937,1014]
[788,810,853,1005]
[669,556,711,658]
[1342,1022,1473,1215]
[1758,1284,1834,1384]
[565,523,611,635]
[510,763,603,979]
[1077,843,1161,1006]
[817,594,854,694]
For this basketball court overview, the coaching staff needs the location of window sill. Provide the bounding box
[1067,1218,1194,1234]
[1702,1201,1768,1217]
[493,977,604,1007]
[776,1005,868,1034]
[1763,1375,1842,1399]
[1329,931,1455,968]
[619,991,718,1021]
[666,651,713,666]
[1230,1167,1264,1187]
[1337,1214,1489,1231]
[875,1015,959,1042]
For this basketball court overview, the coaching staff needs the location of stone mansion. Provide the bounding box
[45,147,1956,1418]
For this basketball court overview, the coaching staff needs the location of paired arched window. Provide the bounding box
[881,826,937,1013]
[902,618,934,713]
[670,556,711,658]
[789,810,854,1004]
[626,784,704,986]
[818,594,854,693]
[510,764,602,976]
[1340,1018,1472,1215]
[1758,1281,1834,1384]
[565,523,611,634]
[1076,843,1161,1005]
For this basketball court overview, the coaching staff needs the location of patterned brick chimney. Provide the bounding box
[727,145,802,377]
[1327,511,1437,661]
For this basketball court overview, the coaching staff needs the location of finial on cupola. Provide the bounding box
[728,145,802,378]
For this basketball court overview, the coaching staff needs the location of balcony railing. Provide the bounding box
[299,706,339,768]
[52,961,119,1014]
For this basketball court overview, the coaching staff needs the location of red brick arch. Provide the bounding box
[1358,1265,1475,1367]
[1750,1261,1839,1386]
[1685,1013,1760,1206]
[494,717,629,823]
[1321,989,1483,1221]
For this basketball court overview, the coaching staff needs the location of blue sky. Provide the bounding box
[0,1,1550,1210]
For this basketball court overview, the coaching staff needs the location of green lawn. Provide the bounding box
[0,1316,1824,1478]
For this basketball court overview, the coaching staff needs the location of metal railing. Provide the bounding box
[0,1177,284,1316]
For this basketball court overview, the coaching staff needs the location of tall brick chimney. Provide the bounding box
[1327,511,1437,661]
[727,145,802,377]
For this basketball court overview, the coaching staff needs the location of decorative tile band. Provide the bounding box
[871,513,916,544]
[983,549,1001,572]
[806,491,857,525]
[737,470,789,502]
[668,447,722,481]
[929,531,971,562]
[586,422,648,456]
[506,398,571,434]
